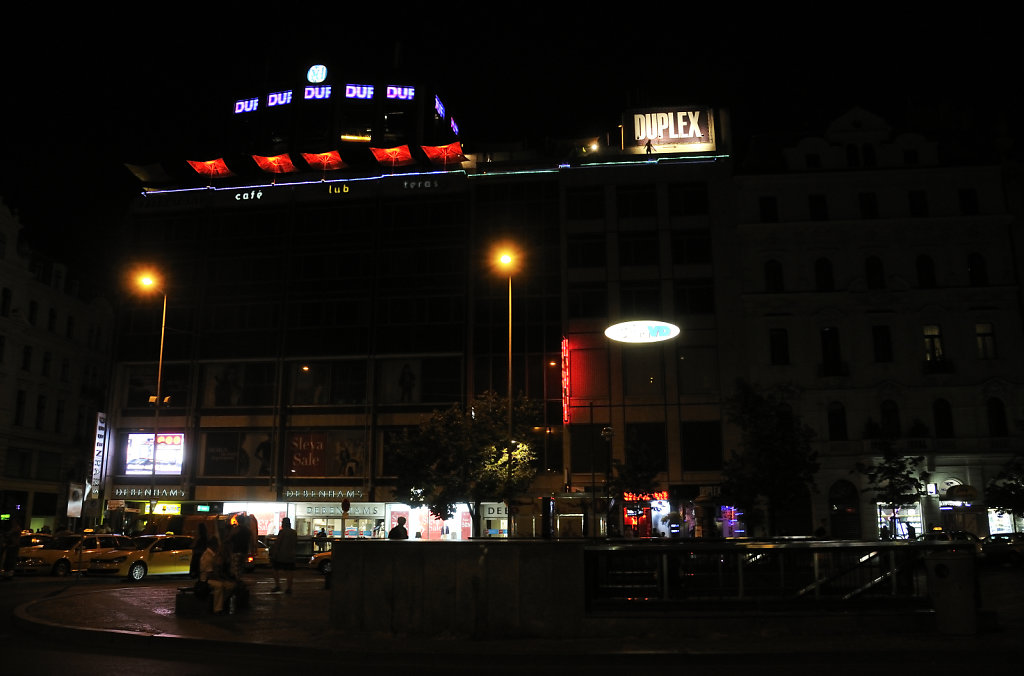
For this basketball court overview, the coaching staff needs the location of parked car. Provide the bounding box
[309,551,332,574]
[17,531,52,552]
[88,534,195,581]
[981,533,1024,567]
[17,534,134,576]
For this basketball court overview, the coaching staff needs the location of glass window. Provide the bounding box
[872,326,893,363]
[815,258,834,291]
[968,253,988,286]
[988,398,1009,437]
[566,233,606,268]
[680,421,722,471]
[671,229,711,265]
[764,260,784,292]
[769,329,790,366]
[916,255,937,288]
[881,400,901,438]
[976,323,996,359]
[933,399,954,438]
[618,231,659,266]
[827,402,848,441]
[865,256,885,289]
[923,325,944,361]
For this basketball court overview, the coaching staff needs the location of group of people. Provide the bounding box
[190,517,298,614]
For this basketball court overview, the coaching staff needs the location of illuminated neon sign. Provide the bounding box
[267,90,293,107]
[450,117,459,135]
[561,337,570,423]
[434,95,445,119]
[234,97,259,114]
[307,64,327,83]
[386,85,415,100]
[604,320,680,343]
[345,84,374,100]
[304,86,332,100]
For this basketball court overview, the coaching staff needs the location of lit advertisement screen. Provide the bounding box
[125,432,184,476]
[628,107,716,153]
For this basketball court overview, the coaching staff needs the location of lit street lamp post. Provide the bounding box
[498,250,515,537]
[138,273,167,526]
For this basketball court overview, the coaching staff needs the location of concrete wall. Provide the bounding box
[330,540,586,638]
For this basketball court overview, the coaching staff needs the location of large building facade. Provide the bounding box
[96,67,1023,542]
[0,203,113,533]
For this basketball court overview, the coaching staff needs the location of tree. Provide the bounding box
[986,455,1024,528]
[854,439,927,538]
[607,428,664,536]
[391,391,540,537]
[720,379,819,536]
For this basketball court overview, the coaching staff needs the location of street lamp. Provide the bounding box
[137,273,167,526]
[496,249,517,537]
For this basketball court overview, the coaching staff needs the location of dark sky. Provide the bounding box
[1,11,1018,282]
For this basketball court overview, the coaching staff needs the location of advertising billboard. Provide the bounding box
[125,432,185,476]
[627,107,716,154]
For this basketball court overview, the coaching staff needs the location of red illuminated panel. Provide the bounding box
[561,337,570,423]
[420,142,466,167]
[370,145,415,167]
[300,151,347,171]
[186,158,233,177]
[252,154,298,174]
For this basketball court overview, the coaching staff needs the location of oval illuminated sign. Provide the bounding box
[307,64,328,84]
[605,320,680,343]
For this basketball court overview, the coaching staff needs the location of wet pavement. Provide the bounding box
[11,565,1024,668]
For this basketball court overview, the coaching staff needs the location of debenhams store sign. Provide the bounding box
[628,106,717,154]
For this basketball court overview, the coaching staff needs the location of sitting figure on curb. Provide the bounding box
[200,537,236,614]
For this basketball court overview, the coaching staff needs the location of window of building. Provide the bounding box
[815,258,835,291]
[618,231,659,266]
[967,252,988,286]
[1,288,10,317]
[623,349,663,396]
[3,448,31,478]
[673,279,714,314]
[21,346,31,371]
[566,186,605,220]
[858,192,879,219]
[28,300,38,325]
[916,255,937,288]
[976,323,996,359]
[880,400,901,438]
[988,398,1009,437]
[620,281,661,318]
[47,308,57,332]
[36,451,61,481]
[933,399,954,438]
[567,283,607,319]
[758,196,779,223]
[820,327,842,374]
[808,194,828,220]
[65,315,75,339]
[908,190,929,217]
[865,256,885,289]
[764,260,784,292]
[35,395,46,430]
[958,188,979,215]
[872,325,893,363]
[624,423,667,473]
[769,328,790,365]
[923,325,944,361]
[570,424,612,474]
[616,184,657,219]
[670,229,712,265]
[827,402,848,441]
[13,390,25,426]
[566,233,606,268]
[668,182,709,216]
[680,420,722,471]
[41,352,51,377]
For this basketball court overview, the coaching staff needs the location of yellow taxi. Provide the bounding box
[88,534,195,582]
[309,550,332,574]
[17,533,134,576]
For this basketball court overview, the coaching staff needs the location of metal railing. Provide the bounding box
[584,539,959,613]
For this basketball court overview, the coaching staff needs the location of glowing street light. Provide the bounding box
[136,271,167,523]
[495,248,519,537]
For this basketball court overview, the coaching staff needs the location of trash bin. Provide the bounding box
[924,551,978,635]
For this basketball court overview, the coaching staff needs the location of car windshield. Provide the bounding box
[42,536,82,550]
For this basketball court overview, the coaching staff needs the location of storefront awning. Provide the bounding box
[252,153,298,174]
[370,145,415,168]
[300,150,347,171]
[421,141,466,167]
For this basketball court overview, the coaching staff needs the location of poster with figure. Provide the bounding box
[287,430,367,477]
[378,359,421,403]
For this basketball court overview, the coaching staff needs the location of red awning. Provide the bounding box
[421,142,466,167]
[252,154,298,174]
[186,158,234,178]
[370,145,416,168]
[300,151,347,171]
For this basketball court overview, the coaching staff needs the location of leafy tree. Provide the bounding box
[986,455,1024,526]
[854,439,927,538]
[391,391,539,537]
[720,380,819,536]
[607,428,664,535]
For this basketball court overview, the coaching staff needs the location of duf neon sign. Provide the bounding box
[604,320,680,344]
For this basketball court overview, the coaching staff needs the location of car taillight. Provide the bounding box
[247,555,254,564]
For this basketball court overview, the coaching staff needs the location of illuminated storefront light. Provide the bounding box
[605,320,680,343]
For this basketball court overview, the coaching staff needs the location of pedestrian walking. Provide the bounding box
[388,516,409,540]
[270,517,297,593]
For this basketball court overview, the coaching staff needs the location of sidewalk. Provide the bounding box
[13,566,1024,664]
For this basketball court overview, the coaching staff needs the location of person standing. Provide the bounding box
[388,516,409,540]
[270,517,297,593]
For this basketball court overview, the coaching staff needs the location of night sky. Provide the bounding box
[1,11,1018,288]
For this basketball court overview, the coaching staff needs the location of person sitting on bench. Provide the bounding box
[199,537,236,614]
